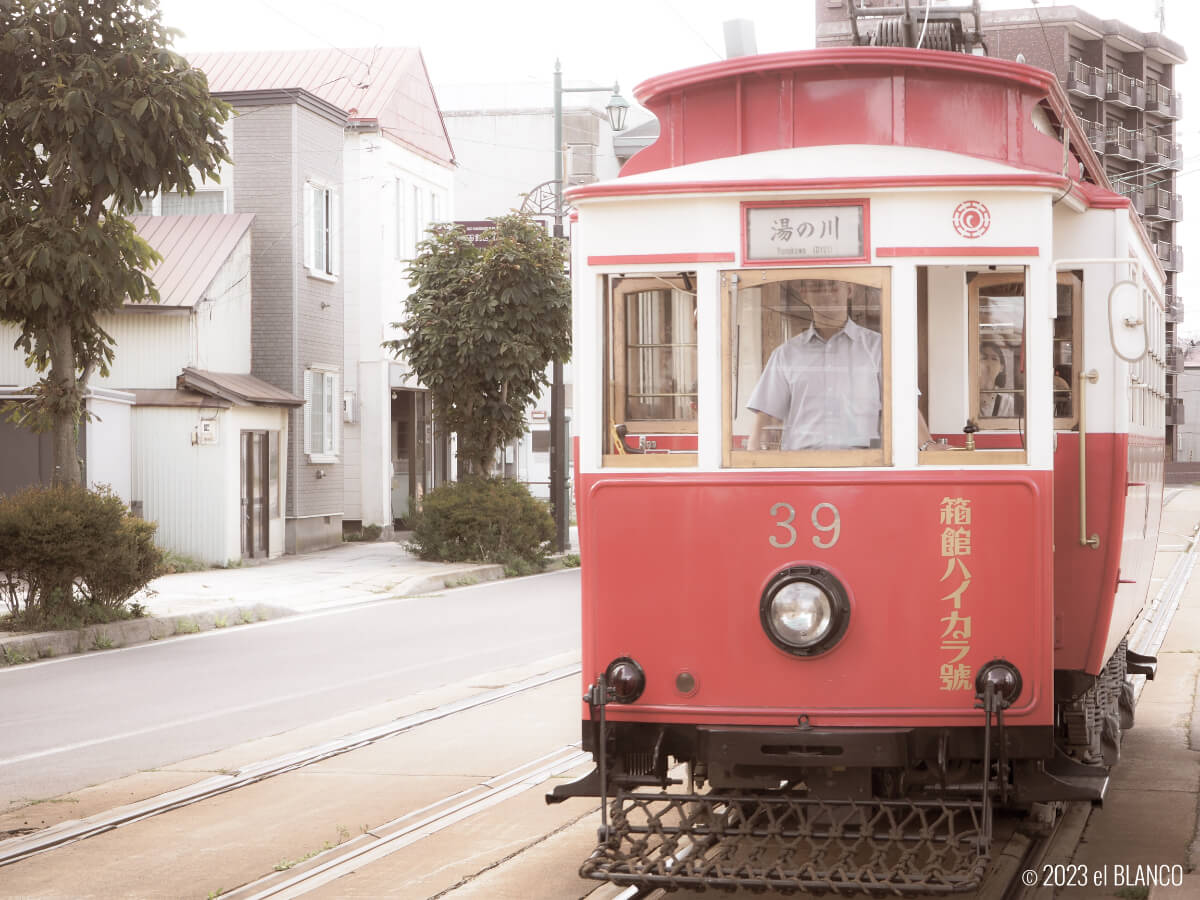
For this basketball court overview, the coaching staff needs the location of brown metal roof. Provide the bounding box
[189,47,455,166]
[128,214,255,309]
[178,368,304,407]
[130,388,233,409]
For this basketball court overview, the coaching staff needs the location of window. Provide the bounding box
[394,178,405,260]
[604,273,698,465]
[917,269,1029,465]
[725,267,889,468]
[304,369,339,460]
[971,274,1026,426]
[268,431,280,517]
[410,184,421,256]
[304,182,340,277]
[1052,272,1081,426]
[161,190,225,215]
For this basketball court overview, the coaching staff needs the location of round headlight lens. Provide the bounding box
[760,566,850,657]
[770,582,834,647]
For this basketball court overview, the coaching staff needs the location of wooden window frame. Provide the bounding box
[967,272,1027,432]
[722,266,892,469]
[603,274,699,468]
[1052,271,1083,431]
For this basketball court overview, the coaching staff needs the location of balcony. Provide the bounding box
[1146,188,1182,222]
[1106,70,1144,109]
[1146,134,1182,171]
[1068,59,1103,99]
[1148,81,1183,120]
[1105,124,1144,162]
[1166,295,1184,324]
[1157,241,1183,273]
[1167,347,1185,374]
[1167,397,1185,426]
[1115,183,1145,215]
[1079,118,1105,154]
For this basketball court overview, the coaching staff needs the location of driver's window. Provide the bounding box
[724,267,890,467]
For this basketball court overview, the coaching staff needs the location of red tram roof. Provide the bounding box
[575,48,1110,202]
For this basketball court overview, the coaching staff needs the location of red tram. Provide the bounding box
[548,47,1167,893]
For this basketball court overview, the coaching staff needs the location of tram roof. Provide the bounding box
[591,48,1111,205]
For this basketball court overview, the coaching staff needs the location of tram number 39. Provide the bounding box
[769,502,841,550]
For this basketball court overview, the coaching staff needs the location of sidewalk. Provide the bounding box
[0,531,579,665]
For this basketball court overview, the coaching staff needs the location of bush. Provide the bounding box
[406,477,554,569]
[0,484,162,631]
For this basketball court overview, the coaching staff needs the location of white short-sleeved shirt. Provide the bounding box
[747,319,883,450]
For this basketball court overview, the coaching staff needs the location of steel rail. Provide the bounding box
[0,663,581,868]
[228,745,591,899]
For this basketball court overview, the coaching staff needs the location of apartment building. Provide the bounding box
[816,3,1186,460]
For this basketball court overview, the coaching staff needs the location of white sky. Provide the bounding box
[156,0,1197,332]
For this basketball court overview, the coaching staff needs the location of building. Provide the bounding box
[183,48,457,543]
[816,2,1187,460]
[0,214,302,564]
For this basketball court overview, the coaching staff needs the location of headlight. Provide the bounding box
[760,566,850,657]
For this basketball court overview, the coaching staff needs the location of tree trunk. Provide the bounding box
[49,320,83,486]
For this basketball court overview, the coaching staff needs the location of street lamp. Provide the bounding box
[548,61,629,552]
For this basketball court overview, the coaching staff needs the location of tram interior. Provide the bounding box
[603,267,1082,465]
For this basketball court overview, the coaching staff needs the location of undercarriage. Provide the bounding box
[549,642,1152,893]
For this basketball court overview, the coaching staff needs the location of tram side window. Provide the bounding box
[725,268,889,467]
[1052,273,1081,427]
[604,274,698,462]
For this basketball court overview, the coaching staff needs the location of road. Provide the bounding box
[0,569,580,809]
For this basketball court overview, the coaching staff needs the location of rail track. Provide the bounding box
[0,663,582,869]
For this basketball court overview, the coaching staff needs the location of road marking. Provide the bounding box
[0,646,573,768]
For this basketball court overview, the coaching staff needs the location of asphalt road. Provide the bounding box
[0,569,580,809]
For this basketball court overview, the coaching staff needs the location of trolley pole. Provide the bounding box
[547,61,629,552]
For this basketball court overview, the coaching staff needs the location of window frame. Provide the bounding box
[303,367,340,462]
[603,273,699,469]
[967,272,1028,432]
[722,265,892,469]
[303,181,340,279]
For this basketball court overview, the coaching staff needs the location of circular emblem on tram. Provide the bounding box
[952,200,991,239]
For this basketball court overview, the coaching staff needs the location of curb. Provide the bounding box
[0,562,508,668]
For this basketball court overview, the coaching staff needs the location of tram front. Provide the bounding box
[550,48,1140,894]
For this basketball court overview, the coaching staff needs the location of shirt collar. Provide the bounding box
[799,316,871,347]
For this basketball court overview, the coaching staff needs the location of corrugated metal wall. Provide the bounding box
[132,406,231,563]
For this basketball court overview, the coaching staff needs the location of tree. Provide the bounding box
[387,214,571,476]
[0,0,230,484]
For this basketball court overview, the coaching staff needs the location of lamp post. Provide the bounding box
[548,60,629,552]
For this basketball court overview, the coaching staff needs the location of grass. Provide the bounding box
[2,645,30,666]
[91,633,115,651]
[173,619,200,635]
[157,550,207,575]
[214,615,228,629]
[561,553,581,568]
[273,826,351,871]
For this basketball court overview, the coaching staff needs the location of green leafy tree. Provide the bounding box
[0,0,230,484]
[387,214,571,475]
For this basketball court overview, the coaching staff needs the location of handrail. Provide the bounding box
[1077,367,1100,549]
